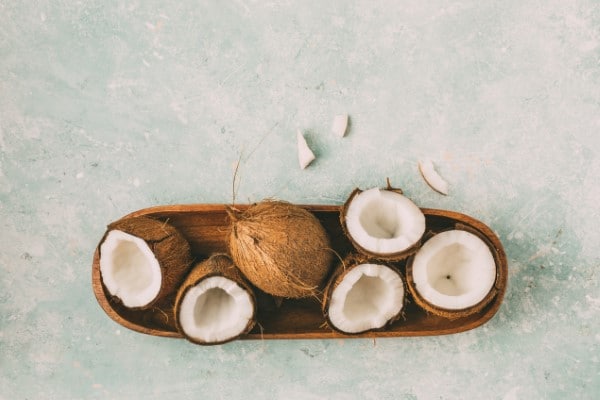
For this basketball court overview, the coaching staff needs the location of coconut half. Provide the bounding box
[341,187,426,260]
[175,254,256,345]
[406,229,498,318]
[227,201,333,298]
[99,217,193,309]
[324,255,405,334]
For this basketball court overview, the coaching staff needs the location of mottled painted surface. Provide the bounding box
[1,1,599,399]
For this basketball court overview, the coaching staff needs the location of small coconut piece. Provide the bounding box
[418,159,448,195]
[99,216,193,309]
[297,130,315,169]
[323,254,405,334]
[227,200,333,298]
[175,254,256,345]
[331,114,348,137]
[406,229,498,319]
[341,186,426,260]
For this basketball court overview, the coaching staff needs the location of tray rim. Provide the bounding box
[91,203,508,340]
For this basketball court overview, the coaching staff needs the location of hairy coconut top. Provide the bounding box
[99,216,193,309]
[227,201,333,298]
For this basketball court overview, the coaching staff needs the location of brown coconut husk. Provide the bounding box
[98,216,193,309]
[322,253,406,334]
[227,200,333,299]
[174,254,256,345]
[340,185,423,262]
[405,225,503,320]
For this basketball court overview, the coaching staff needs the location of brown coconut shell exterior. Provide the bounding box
[174,254,256,345]
[340,187,423,262]
[322,253,406,334]
[405,225,505,320]
[227,200,333,299]
[98,216,193,310]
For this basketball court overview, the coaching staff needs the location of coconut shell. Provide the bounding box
[227,200,333,298]
[98,216,193,309]
[322,253,406,334]
[340,187,423,261]
[174,254,256,345]
[322,253,368,315]
[405,226,503,319]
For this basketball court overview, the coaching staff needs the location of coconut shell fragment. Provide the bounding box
[98,216,193,309]
[227,200,333,298]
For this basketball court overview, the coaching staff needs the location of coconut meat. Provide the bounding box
[179,276,254,343]
[411,230,496,310]
[328,263,404,333]
[297,130,315,169]
[331,114,348,137]
[418,159,448,195]
[100,230,162,308]
[345,188,426,254]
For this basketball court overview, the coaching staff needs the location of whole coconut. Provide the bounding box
[227,201,333,298]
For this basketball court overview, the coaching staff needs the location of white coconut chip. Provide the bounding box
[328,263,404,333]
[99,230,162,308]
[345,188,426,255]
[411,230,496,310]
[297,130,315,169]
[331,114,348,137]
[178,276,254,343]
[418,159,448,195]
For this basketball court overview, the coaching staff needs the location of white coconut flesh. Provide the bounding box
[178,276,254,343]
[418,158,448,195]
[411,230,496,310]
[297,130,315,169]
[100,230,162,308]
[328,263,404,333]
[345,188,426,255]
[331,114,348,137]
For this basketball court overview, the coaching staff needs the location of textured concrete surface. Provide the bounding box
[1,1,599,399]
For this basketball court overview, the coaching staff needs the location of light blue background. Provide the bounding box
[1,1,599,399]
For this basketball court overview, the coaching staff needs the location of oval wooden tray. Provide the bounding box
[92,204,507,340]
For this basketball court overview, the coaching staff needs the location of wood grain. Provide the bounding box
[92,204,507,340]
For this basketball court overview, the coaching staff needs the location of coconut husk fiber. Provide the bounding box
[99,216,193,309]
[227,200,333,299]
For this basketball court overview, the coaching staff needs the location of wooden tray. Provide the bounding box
[92,204,507,340]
